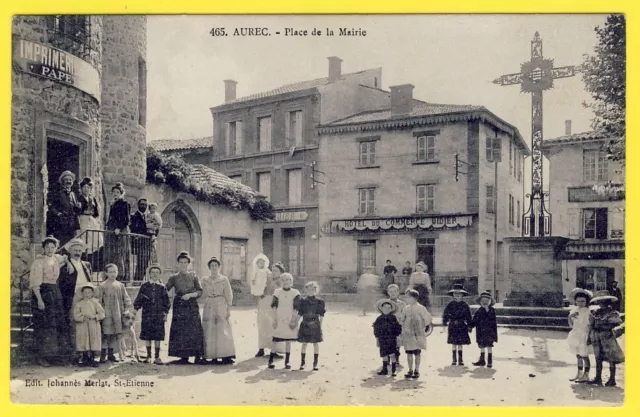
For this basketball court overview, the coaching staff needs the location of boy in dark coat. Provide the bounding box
[469,291,498,368]
[133,263,171,364]
[442,284,472,365]
[373,299,403,376]
[588,290,625,386]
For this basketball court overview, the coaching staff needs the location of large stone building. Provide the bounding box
[542,129,625,299]
[208,57,391,280]
[317,85,529,304]
[12,15,147,278]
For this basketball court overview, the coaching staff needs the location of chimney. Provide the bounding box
[327,56,342,82]
[223,79,237,102]
[389,84,415,115]
[565,120,572,135]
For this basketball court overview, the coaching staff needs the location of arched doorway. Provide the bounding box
[157,199,202,278]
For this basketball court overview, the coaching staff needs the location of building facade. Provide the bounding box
[11,15,147,279]
[209,57,389,279]
[317,85,529,302]
[542,130,625,299]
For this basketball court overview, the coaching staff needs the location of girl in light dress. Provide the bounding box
[268,272,301,370]
[566,288,593,383]
[400,288,432,379]
[201,257,236,365]
[251,254,282,359]
[74,283,105,367]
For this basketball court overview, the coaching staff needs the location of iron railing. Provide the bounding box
[45,15,92,60]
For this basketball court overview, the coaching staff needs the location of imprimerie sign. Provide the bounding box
[14,38,100,103]
[330,214,474,233]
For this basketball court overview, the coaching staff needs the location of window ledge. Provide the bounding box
[413,160,440,166]
[356,165,381,170]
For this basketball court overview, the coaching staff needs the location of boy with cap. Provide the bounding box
[373,299,403,376]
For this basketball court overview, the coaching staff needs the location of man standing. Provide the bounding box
[609,281,624,312]
[47,170,81,247]
[58,238,92,364]
[382,260,398,296]
[130,198,152,281]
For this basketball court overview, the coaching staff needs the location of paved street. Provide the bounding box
[10,303,624,406]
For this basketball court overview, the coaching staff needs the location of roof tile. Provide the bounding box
[325,102,486,125]
[148,137,212,151]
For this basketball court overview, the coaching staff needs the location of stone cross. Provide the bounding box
[492,32,580,237]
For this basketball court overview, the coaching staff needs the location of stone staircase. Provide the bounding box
[11,275,35,365]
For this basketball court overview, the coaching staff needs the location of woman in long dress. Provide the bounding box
[166,251,204,365]
[76,177,103,250]
[201,257,236,365]
[104,182,130,281]
[29,236,71,366]
[251,254,283,358]
[408,261,432,311]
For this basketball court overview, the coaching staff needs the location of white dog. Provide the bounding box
[119,311,141,362]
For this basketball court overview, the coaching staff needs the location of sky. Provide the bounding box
[146,14,607,143]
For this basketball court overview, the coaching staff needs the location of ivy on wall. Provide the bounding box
[146,148,275,221]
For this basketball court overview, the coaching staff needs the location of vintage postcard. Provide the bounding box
[6,11,630,409]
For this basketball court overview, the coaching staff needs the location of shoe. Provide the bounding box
[458,361,465,366]
[576,372,590,383]
[312,366,319,371]
[299,364,306,371]
[377,369,389,376]
[172,358,190,365]
[107,355,119,363]
[605,379,617,387]
[268,363,275,369]
[473,359,487,367]
[404,372,414,379]
[255,349,265,357]
[412,372,420,379]
[284,364,291,370]
[221,358,235,365]
[142,357,150,364]
[451,360,457,366]
[569,370,582,381]
[588,378,603,386]
[153,358,164,365]
[89,360,100,368]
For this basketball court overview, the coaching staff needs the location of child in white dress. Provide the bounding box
[268,272,301,370]
[74,284,105,367]
[567,288,593,383]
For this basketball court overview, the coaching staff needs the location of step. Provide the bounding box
[11,312,33,329]
[496,315,570,328]
[497,323,570,332]
[471,305,570,318]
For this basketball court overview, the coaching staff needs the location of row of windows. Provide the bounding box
[357,184,439,215]
[358,135,437,165]
[229,169,304,206]
[225,110,303,156]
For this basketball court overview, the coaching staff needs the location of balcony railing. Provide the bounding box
[45,15,92,61]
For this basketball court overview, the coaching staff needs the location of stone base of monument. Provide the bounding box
[471,305,571,331]
[502,236,570,309]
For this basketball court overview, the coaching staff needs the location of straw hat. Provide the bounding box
[569,288,593,303]
[58,170,75,184]
[415,261,427,270]
[476,290,495,305]
[66,238,87,251]
[41,235,60,247]
[590,290,618,305]
[447,284,469,296]
[376,299,397,314]
[80,283,96,293]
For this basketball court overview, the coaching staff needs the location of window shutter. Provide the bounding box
[596,208,608,240]
[285,111,291,142]
[359,189,366,214]
[236,121,243,154]
[417,136,426,161]
[567,208,581,238]
[225,123,231,155]
[369,142,376,165]
[486,137,493,161]
[368,189,375,214]
[492,137,502,162]
[359,143,367,165]
[295,111,303,145]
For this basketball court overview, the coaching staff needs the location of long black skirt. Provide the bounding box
[31,284,71,360]
[168,297,204,358]
[414,284,431,311]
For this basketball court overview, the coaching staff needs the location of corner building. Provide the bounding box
[11,15,147,278]
[317,85,529,304]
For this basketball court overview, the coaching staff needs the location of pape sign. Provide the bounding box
[13,38,101,103]
[331,214,474,232]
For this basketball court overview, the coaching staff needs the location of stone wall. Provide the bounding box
[11,16,103,279]
[100,16,147,202]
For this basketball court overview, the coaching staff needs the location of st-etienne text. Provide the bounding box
[210,27,366,37]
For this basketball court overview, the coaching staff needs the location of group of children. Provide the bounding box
[73,262,169,367]
[373,283,498,379]
[266,275,326,371]
[566,288,625,387]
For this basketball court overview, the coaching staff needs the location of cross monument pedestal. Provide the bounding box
[503,237,569,308]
